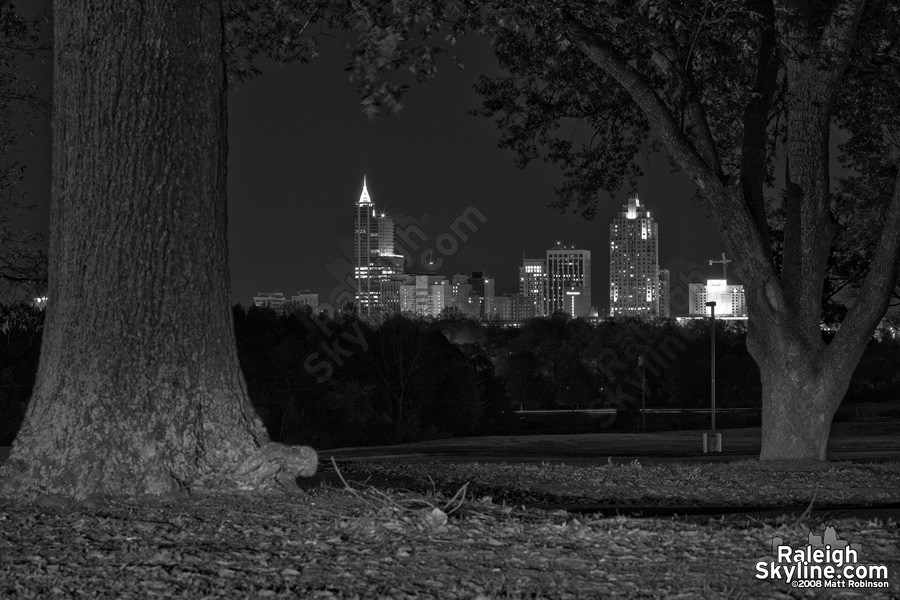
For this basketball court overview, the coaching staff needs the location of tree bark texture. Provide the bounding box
[0,0,316,500]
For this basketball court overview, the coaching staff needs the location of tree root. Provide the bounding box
[229,442,318,493]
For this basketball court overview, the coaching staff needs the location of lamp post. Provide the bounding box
[638,354,646,433]
[705,301,717,432]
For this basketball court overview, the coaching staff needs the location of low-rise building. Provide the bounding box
[688,279,747,318]
[285,290,318,314]
[399,275,450,318]
[253,291,286,314]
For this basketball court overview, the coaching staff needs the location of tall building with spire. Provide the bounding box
[354,177,404,317]
[609,193,661,319]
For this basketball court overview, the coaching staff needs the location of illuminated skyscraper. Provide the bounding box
[354,177,404,317]
[519,257,547,317]
[546,244,591,317]
[609,193,660,319]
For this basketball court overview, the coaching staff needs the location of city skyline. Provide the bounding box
[12,5,729,311]
[250,175,738,318]
[222,35,729,311]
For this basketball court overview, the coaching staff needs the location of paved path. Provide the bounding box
[321,449,900,465]
[4,429,900,467]
[5,446,897,467]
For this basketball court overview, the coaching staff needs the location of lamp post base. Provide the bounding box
[702,432,722,453]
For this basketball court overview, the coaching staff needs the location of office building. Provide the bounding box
[546,244,591,317]
[489,294,513,321]
[285,291,318,314]
[377,274,411,316]
[354,177,405,317]
[450,274,481,319]
[658,269,670,318]
[609,193,660,319]
[399,275,450,318]
[510,293,539,322]
[253,292,286,314]
[519,257,547,317]
[467,271,495,319]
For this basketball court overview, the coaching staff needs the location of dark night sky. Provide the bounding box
[15,9,727,313]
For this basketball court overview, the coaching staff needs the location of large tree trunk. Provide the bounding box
[747,315,854,461]
[757,365,848,461]
[0,0,315,501]
[745,2,877,461]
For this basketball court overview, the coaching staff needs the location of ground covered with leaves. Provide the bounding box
[1,461,898,599]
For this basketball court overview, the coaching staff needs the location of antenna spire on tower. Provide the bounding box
[358,175,372,205]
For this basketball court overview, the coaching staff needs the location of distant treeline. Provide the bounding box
[231,306,900,447]
[1,303,898,447]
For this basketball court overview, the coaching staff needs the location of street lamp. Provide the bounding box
[638,354,646,433]
[706,301,716,431]
[704,301,721,452]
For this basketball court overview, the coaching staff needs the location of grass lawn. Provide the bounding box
[323,419,900,460]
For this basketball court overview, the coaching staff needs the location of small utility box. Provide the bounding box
[703,432,722,453]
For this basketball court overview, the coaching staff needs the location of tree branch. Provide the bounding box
[776,0,866,333]
[739,0,778,242]
[560,12,721,193]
